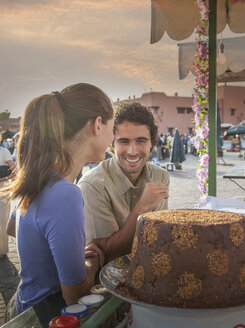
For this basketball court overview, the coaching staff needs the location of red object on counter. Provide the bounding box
[49,315,80,328]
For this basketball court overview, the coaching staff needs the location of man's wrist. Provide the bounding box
[131,204,143,218]
[86,257,99,273]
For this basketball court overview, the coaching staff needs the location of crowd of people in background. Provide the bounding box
[151,131,245,163]
[151,132,198,162]
[0,132,19,163]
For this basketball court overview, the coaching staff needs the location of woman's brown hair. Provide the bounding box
[2,83,113,213]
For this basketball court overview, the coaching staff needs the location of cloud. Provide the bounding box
[0,0,149,43]
[0,0,197,117]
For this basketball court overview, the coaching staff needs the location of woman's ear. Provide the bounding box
[93,116,103,136]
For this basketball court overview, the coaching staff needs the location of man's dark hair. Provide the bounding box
[113,102,158,148]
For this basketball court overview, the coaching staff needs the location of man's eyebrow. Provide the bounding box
[116,137,130,142]
[115,137,150,142]
[136,137,150,141]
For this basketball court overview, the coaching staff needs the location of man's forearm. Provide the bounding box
[94,206,142,262]
[92,181,169,262]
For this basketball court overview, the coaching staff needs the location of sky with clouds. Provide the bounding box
[0,0,244,117]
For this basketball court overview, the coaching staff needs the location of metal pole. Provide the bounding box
[208,0,217,196]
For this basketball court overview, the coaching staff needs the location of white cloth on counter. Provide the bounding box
[195,196,245,217]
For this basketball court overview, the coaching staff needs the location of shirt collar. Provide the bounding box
[109,155,151,195]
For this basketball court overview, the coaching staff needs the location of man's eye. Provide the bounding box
[137,140,147,143]
[118,140,129,144]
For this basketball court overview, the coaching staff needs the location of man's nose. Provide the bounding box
[127,142,137,155]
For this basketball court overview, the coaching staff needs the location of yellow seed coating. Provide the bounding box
[240,263,245,289]
[132,266,145,289]
[143,221,158,245]
[152,252,171,276]
[172,225,198,250]
[230,223,244,247]
[128,236,138,260]
[207,249,229,276]
[141,209,244,225]
[177,272,202,299]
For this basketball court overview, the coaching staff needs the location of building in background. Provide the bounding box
[0,117,21,133]
[115,85,245,135]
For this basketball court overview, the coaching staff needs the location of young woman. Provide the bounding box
[2,83,114,322]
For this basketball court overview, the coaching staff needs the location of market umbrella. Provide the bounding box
[170,129,186,169]
[225,124,245,136]
[1,130,15,139]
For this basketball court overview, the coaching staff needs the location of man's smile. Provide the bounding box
[124,156,142,164]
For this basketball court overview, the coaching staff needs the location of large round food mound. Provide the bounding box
[126,209,245,308]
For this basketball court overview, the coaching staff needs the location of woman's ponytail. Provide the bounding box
[4,93,71,213]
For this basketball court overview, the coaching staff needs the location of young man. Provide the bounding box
[78,102,169,262]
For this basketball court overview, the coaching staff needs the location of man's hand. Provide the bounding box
[85,243,104,268]
[134,182,169,214]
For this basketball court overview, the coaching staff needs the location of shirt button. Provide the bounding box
[133,195,136,199]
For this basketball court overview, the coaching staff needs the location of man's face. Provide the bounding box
[114,121,152,182]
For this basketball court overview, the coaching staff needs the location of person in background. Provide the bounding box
[0,137,8,149]
[2,83,114,322]
[189,134,197,156]
[183,134,189,154]
[78,102,169,263]
[0,138,16,259]
[12,132,20,164]
[160,134,167,159]
[164,134,170,158]
[167,133,174,151]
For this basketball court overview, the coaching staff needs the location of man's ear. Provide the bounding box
[93,116,103,136]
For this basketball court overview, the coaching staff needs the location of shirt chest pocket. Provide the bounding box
[111,196,130,229]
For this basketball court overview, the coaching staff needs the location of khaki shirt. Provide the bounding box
[78,156,170,243]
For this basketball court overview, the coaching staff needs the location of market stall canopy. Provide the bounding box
[225,123,245,135]
[221,123,233,128]
[150,0,245,197]
[151,0,245,43]
[178,36,245,82]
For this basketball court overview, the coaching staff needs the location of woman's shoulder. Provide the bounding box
[42,179,81,203]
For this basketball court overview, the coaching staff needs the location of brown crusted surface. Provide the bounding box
[207,249,229,276]
[126,209,245,308]
[230,223,244,247]
[240,263,245,289]
[141,209,244,225]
